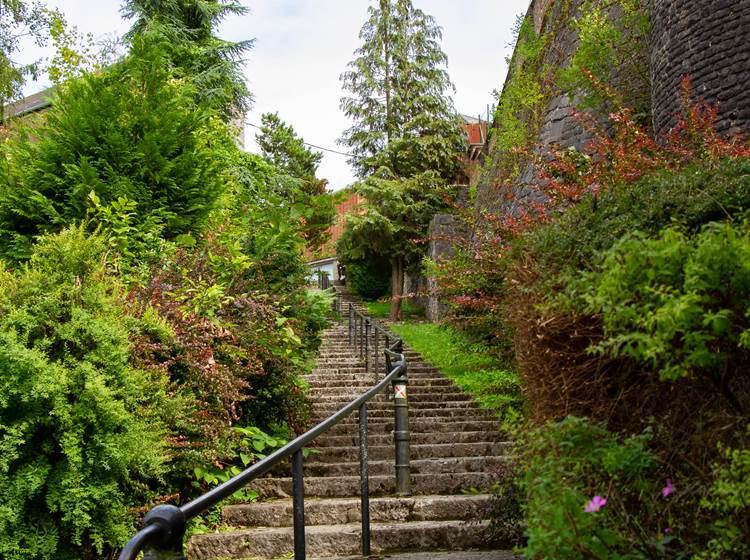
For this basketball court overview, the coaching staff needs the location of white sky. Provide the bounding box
[20,0,530,190]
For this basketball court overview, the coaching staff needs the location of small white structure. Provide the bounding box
[307,256,339,288]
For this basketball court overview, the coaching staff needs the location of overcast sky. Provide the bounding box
[21,0,530,190]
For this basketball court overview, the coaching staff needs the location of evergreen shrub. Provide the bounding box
[0,35,232,262]
[0,227,170,560]
[346,256,391,301]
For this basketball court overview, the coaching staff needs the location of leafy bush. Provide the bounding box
[578,222,750,389]
[520,417,675,559]
[0,227,170,559]
[129,232,313,464]
[558,0,650,119]
[346,256,391,301]
[520,158,750,286]
[696,426,750,559]
[520,416,750,559]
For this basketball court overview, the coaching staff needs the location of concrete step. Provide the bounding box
[188,519,494,559]
[223,494,494,527]
[247,472,497,499]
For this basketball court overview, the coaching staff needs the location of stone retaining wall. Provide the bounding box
[650,0,750,136]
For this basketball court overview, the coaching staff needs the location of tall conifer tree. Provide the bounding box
[339,0,463,180]
[338,0,464,320]
[122,0,252,117]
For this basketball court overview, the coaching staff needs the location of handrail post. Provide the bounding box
[359,316,365,360]
[392,358,411,496]
[358,402,371,556]
[140,505,187,560]
[292,449,306,559]
[364,319,371,373]
[348,303,353,346]
[373,331,380,382]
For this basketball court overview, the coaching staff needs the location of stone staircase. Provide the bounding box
[187,292,514,559]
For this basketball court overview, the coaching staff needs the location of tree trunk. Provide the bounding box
[389,256,404,321]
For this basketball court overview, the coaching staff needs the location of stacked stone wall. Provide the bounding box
[650,0,750,137]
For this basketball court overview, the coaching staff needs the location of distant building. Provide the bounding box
[2,87,54,120]
[305,191,364,286]
[460,114,489,186]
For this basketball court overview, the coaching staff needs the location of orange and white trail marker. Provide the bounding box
[394,384,407,399]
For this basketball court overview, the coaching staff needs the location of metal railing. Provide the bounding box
[119,291,409,560]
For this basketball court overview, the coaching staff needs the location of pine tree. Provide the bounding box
[339,0,464,180]
[257,112,323,181]
[255,112,334,252]
[122,0,253,118]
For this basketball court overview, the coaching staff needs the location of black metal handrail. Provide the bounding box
[119,290,409,560]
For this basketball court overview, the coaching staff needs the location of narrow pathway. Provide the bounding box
[188,291,515,559]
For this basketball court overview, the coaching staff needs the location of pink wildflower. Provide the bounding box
[662,479,674,498]
[584,495,607,513]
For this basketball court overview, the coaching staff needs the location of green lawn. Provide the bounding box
[365,300,424,319]
[389,322,522,424]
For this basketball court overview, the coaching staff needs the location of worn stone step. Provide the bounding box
[313,551,518,560]
[222,494,494,528]
[323,419,501,436]
[311,404,480,416]
[300,455,508,477]
[188,519,494,559]
[247,471,497,499]
[307,378,455,389]
[312,409,495,424]
[310,393,472,406]
[306,372,444,382]
[312,402,480,416]
[307,386,456,396]
[311,410,489,424]
[309,442,508,463]
[311,394,471,406]
[312,430,502,448]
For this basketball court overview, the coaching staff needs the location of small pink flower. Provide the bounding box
[664,527,672,534]
[584,495,607,513]
[662,479,674,498]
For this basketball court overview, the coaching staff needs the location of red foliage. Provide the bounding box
[127,239,309,475]
[534,77,749,215]
[433,77,749,344]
